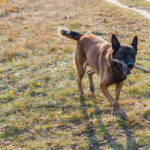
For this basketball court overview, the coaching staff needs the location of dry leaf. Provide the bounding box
[29,129,35,134]
[59,96,63,99]
[130,99,134,103]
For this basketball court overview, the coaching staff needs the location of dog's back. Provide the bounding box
[58,28,112,75]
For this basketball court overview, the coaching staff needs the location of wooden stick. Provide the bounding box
[112,59,150,73]
[112,59,126,66]
[134,66,150,73]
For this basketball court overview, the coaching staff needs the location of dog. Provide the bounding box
[58,28,138,120]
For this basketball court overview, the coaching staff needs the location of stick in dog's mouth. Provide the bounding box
[112,59,150,73]
[112,59,131,75]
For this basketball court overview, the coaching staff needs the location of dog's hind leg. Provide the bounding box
[74,48,86,96]
[87,70,95,93]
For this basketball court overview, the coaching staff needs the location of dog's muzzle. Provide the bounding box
[112,59,134,76]
[121,63,133,75]
[127,62,134,69]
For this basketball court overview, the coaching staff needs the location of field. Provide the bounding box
[0,0,150,149]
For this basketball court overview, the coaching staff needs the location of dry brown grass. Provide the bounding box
[0,0,150,149]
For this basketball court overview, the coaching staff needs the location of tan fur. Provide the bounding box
[59,30,128,120]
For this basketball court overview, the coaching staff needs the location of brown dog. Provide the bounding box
[59,28,138,120]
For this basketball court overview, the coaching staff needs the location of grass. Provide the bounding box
[0,0,150,149]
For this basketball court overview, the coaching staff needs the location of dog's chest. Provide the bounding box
[113,73,126,83]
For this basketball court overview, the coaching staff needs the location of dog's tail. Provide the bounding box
[58,27,83,41]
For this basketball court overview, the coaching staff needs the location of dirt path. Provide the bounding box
[106,0,150,20]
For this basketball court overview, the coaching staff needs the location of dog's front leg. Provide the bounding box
[115,81,123,101]
[99,83,128,120]
[113,82,124,117]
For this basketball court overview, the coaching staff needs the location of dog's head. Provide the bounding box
[111,35,138,75]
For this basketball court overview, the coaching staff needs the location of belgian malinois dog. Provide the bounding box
[59,28,138,120]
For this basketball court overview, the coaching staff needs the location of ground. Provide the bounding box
[0,0,150,149]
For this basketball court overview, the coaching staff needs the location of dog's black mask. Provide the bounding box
[112,35,138,75]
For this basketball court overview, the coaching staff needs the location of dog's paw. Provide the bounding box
[112,109,118,116]
[113,104,128,121]
[116,106,128,121]
[112,109,120,118]
[112,109,125,121]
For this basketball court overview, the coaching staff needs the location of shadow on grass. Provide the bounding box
[92,95,124,150]
[117,120,139,150]
[80,95,124,149]
[1,126,28,139]
[80,96,100,149]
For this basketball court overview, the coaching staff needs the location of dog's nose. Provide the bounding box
[127,63,134,69]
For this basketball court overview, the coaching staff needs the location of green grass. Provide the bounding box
[0,0,150,149]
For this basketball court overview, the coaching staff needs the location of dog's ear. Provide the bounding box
[131,36,138,53]
[111,34,120,51]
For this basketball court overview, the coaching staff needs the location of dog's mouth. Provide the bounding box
[120,64,131,76]
[112,59,134,76]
